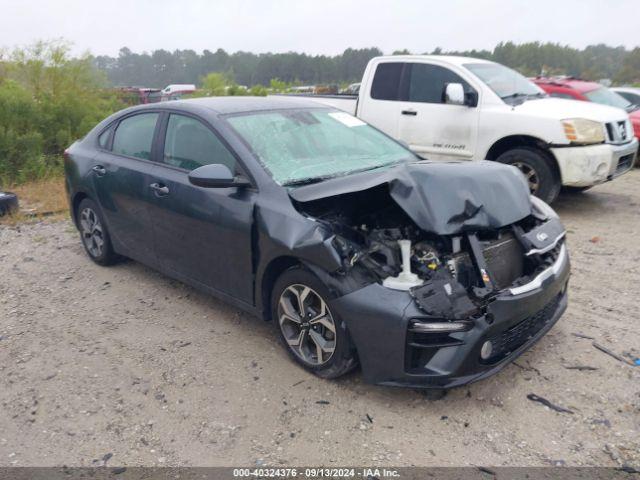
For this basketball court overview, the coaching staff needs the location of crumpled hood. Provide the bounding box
[289,161,533,235]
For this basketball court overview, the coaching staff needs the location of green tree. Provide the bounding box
[0,40,121,186]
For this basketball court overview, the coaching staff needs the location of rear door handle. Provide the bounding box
[401,110,417,116]
[149,182,170,196]
[92,165,107,176]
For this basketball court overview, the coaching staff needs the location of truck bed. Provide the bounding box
[268,94,358,115]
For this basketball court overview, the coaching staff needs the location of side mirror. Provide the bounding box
[188,164,251,188]
[444,83,465,105]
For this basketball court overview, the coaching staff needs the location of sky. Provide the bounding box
[1,0,638,57]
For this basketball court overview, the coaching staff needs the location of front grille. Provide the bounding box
[482,233,524,289]
[605,120,632,144]
[483,294,562,364]
[616,153,635,175]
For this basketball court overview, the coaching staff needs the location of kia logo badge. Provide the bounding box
[537,232,549,242]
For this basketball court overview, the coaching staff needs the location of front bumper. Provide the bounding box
[551,139,637,187]
[330,244,570,389]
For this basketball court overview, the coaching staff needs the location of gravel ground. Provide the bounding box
[1,171,639,468]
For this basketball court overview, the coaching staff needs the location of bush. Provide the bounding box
[0,41,122,187]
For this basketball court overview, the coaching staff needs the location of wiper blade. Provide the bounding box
[283,176,330,187]
[501,92,529,100]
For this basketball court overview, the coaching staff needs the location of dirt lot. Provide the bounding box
[1,172,639,468]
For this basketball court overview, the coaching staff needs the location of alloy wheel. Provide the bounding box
[79,207,105,258]
[277,284,336,366]
[512,161,540,194]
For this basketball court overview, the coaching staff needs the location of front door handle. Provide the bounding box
[401,110,417,116]
[149,182,170,196]
[92,165,107,176]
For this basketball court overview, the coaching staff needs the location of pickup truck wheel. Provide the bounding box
[496,148,560,204]
[271,267,358,379]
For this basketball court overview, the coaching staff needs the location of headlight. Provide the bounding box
[530,195,558,220]
[562,118,605,144]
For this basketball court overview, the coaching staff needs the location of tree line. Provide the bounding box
[95,41,640,88]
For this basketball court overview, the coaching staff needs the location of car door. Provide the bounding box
[146,112,255,303]
[92,112,160,266]
[396,62,480,160]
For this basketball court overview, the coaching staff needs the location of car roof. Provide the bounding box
[532,76,601,93]
[131,96,328,115]
[377,55,495,67]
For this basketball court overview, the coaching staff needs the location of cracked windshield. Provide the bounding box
[227,109,414,186]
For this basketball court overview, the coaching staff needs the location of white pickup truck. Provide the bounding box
[282,56,638,203]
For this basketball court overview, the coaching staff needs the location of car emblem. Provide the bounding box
[536,232,549,242]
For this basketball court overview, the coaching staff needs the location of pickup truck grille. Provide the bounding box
[605,120,632,144]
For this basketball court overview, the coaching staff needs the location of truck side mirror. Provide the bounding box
[444,83,465,105]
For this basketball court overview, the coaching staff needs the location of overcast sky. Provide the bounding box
[1,0,638,57]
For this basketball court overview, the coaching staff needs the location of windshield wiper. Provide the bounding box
[283,176,331,187]
[501,92,529,100]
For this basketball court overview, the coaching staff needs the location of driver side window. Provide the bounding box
[163,114,237,172]
[408,63,473,104]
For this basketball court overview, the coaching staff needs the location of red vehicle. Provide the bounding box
[532,77,640,146]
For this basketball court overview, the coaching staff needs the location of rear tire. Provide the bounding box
[271,267,358,379]
[496,147,560,204]
[76,198,119,266]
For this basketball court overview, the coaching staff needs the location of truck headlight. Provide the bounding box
[562,118,605,145]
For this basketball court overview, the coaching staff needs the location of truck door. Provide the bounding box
[358,62,405,138]
[397,62,479,161]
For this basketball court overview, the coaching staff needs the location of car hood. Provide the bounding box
[513,97,630,123]
[289,161,532,235]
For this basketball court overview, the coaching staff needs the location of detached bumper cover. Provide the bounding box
[330,244,570,389]
[552,139,637,187]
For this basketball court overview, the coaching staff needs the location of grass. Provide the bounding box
[0,176,69,225]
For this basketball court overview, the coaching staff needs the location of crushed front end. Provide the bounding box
[291,163,570,388]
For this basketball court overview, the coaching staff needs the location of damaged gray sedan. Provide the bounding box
[65,97,570,388]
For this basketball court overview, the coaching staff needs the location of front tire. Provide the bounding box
[496,147,560,204]
[76,198,119,266]
[271,267,358,379]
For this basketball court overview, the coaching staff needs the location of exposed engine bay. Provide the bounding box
[294,183,565,320]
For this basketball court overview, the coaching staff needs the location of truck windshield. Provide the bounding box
[226,109,415,186]
[585,87,633,111]
[464,62,544,103]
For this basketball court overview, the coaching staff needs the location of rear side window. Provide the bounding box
[370,63,404,100]
[112,113,159,160]
[163,114,236,172]
[98,128,111,149]
[618,91,640,105]
[408,64,472,104]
